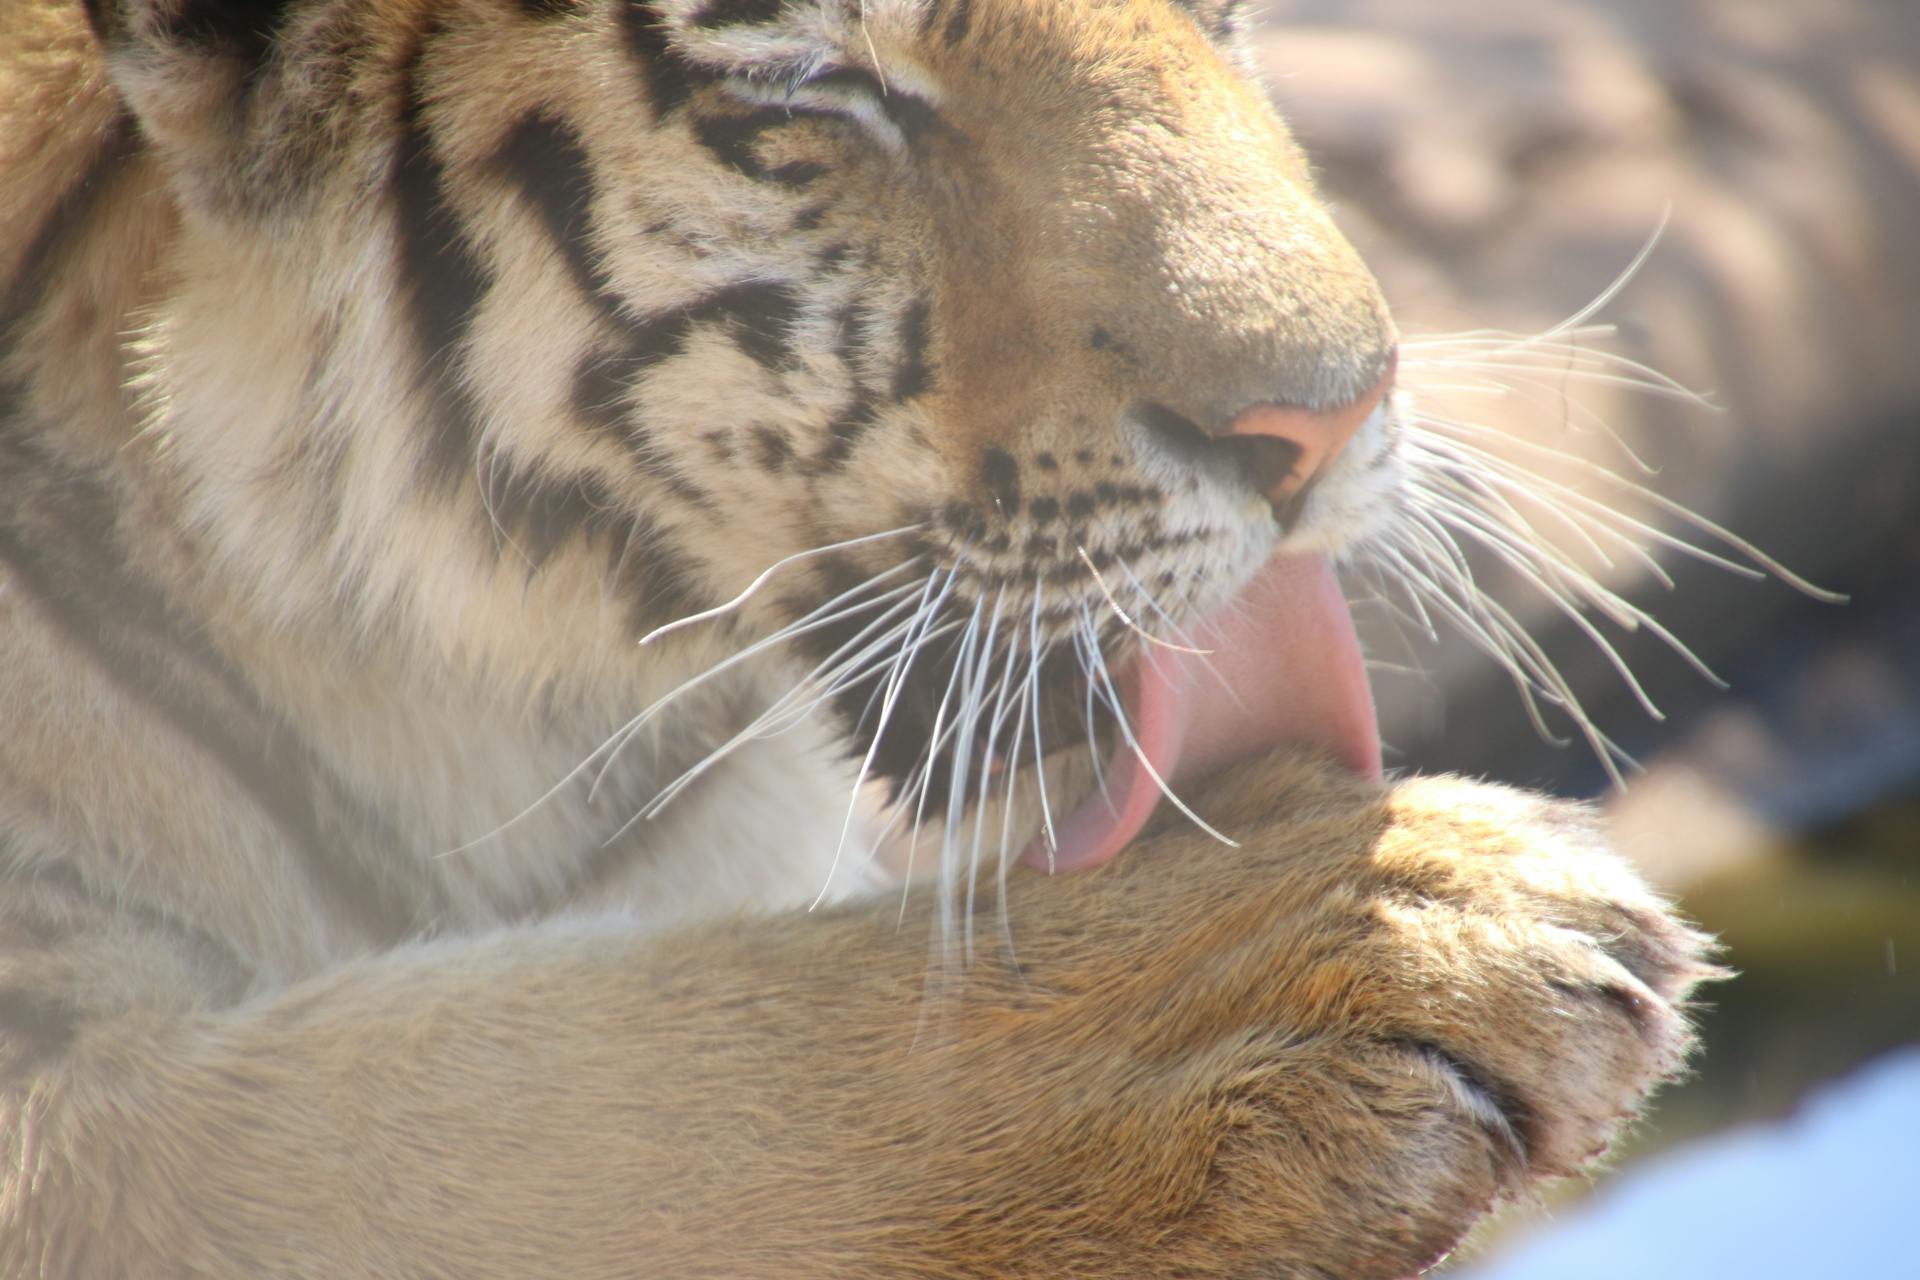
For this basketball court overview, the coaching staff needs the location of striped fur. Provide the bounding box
[0,2,1716,1275]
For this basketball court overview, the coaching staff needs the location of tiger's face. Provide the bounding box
[89,0,1409,867]
[634,0,1403,578]
[563,0,1403,821]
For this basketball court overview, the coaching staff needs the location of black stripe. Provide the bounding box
[980,447,1021,515]
[689,0,785,29]
[752,425,794,472]
[0,523,419,942]
[568,349,718,510]
[698,428,734,464]
[3,858,256,1001]
[832,298,866,368]
[625,303,702,371]
[620,2,700,117]
[691,106,836,185]
[481,463,623,569]
[809,395,879,473]
[607,512,704,635]
[804,68,945,141]
[699,279,801,369]
[571,348,647,441]
[0,435,300,740]
[567,276,796,501]
[776,160,830,189]
[891,297,933,400]
[568,346,661,470]
[518,0,584,16]
[80,0,112,39]
[0,444,421,944]
[938,500,988,544]
[882,93,946,143]
[805,66,888,99]
[582,279,802,399]
[942,0,973,46]
[153,0,295,75]
[392,38,493,490]
[494,113,625,325]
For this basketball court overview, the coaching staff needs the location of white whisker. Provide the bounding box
[434,551,922,860]
[1025,586,1060,866]
[1114,559,1209,652]
[1405,496,1670,720]
[809,567,951,910]
[1371,532,1573,747]
[1072,614,1114,809]
[892,652,976,927]
[1079,603,1240,849]
[956,591,1006,959]
[1116,556,1243,711]
[637,589,944,826]
[588,565,924,804]
[1076,545,1213,656]
[1409,472,1728,692]
[637,523,923,646]
[1370,528,1638,784]
[925,592,984,952]
[1410,420,1837,596]
[994,617,1034,935]
[1544,207,1671,342]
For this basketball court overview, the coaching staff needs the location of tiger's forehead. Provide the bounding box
[652,0,937,76]
[656,0,1226,84]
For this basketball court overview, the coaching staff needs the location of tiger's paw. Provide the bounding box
[896,755,1721,1278]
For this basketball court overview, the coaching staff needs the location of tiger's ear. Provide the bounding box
[82,0,289,69]
[80,0,295,196]
[1171,0,1252,45]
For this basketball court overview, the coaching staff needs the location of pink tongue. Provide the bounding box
[1024,554,1381,872]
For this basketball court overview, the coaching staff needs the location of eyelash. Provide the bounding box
[726,64,946,154]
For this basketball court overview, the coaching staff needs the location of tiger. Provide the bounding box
[0,0,1724,1275]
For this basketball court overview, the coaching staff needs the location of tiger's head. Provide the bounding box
[73,0,1702,875]
[574,0,1406,859]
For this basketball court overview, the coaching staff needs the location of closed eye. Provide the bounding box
[724,63,951,153]
[802,66,945,141]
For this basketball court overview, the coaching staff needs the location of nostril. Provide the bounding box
[1218,434,1303,497]
[1221,355,1396,506]
[1138,401,1312,519]
[1135,401,1211,467]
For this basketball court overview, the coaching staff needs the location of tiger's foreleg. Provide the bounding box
[2,757,1713,1279]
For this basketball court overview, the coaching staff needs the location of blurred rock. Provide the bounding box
[1263,0,1920,440]
[1253,0,1920,808]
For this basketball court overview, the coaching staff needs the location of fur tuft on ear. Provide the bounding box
[83,0,294,66]
[1171,0,1250,45]
[78,0,311,216]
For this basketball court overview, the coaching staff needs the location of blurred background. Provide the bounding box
[1249,0,1920,1268]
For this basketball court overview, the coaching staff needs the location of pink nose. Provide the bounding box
[1220,349,1397,505]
